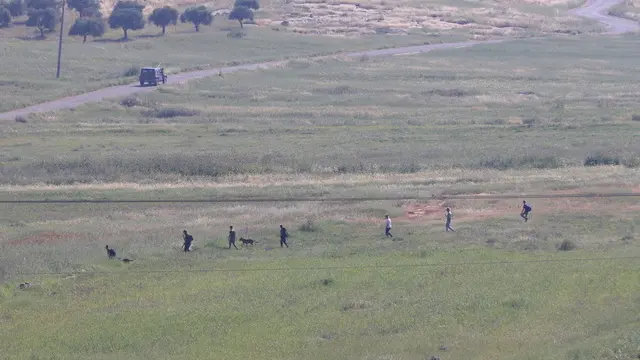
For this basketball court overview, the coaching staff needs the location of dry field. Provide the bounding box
[95,0,599,38]
[608,0,640,19]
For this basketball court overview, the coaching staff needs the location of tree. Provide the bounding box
[108,1,144,39]
[25,0,58,10]
[179,5,211,32]
[69,17,104,42]
[234,0,259,10]
[112,0,143,12]
[228,5,252,28]
[148,6,177,35]
[0,6,10,28]
[67,0,100,17]
[26,7,57,37]
[5,0,25,16]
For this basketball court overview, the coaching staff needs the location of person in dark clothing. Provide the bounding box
[445,208,454,232]
[183,230,194,252]
[521,200,532,222]
[385,215,393,238]
[228,226,238,250]
[280,224,289,248]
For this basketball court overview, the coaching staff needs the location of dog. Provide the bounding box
[105,245,116,259]
[120,258,134,263]
[239,237,257,246]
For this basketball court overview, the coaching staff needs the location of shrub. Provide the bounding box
[557,240,576,251]
[478,155,562,170]
[122,65,139,77]
[583,153,620,166]
[143,106,199,118]
[227,29,245,38]
[299,218,318,232]
[422,88,474,97]
[119,96,140,107]
[624,156,640,168]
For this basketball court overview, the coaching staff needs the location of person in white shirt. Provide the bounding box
[385,215,393,238]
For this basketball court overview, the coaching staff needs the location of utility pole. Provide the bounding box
[56,0,65,79]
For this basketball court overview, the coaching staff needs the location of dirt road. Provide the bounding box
[0,0,635,121]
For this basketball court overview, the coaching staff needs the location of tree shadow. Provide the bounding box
[17,34,47,41]
[93,37,130,43]
[137,33,163,39]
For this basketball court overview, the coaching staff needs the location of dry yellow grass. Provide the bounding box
[2,166,638,193]
[98,0,594,37]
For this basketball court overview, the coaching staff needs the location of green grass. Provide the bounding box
[2,35,639,185]
[1,195,639,359]
[0,17,459,112]
[0,0,604,113]
[1,5,640,358]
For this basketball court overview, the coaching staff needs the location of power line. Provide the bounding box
[1,192,639,204]
[8,255,640,278]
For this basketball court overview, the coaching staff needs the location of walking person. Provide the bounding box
[384,215,393,238]
[228,225,238,250]
[182,230,194,252]
[520,200,532,222]
[279,224,289,248]
[445,208,454,232]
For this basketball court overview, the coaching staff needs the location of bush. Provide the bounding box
[143,106,199,118]
[122,65,139,77]
[624,156,640,168]
[557,240,576,251]
[227,29,245,38]
[422,88,474,97]
[119,96,140,107]
[299,218,318,232]
[583,153,620,166]
[478,155,562,170]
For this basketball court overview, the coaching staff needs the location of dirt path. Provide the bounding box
[0,0,635,121]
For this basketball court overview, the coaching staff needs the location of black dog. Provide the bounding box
[239,237,256,246]
[105,245,116,259]
[106,245,134,263]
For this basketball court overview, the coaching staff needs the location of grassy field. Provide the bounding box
[2,35,639,185]
[0,0,600,112]
[608,0,640,20]
[1,15,640,360]
[0,18,448,112]
[1,168,639,359]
